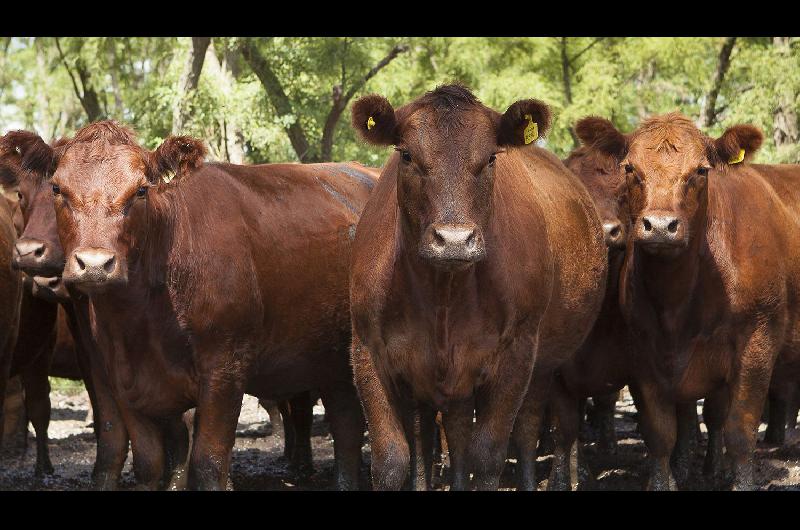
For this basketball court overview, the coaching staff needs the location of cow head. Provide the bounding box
[566,121,630,250]
[352,84,551,271]
[20,121,206,293]
[0,131,67,278]
[574,113,762,258]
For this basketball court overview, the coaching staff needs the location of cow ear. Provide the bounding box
[497,99,551,147]
[1,131,57,178]
[713,124,763,166]
[574,117,628,160]
[351,94,398,146]
[149,136,207,184]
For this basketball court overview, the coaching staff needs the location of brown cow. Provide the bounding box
[21,121,377,490]
[2,131,130,488]
[0,195,23,460]
[576,113,800,490]
[558,135,702,487]
[348,84,607,490]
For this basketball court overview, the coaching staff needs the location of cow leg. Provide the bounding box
[702,387,729,487]
[764,392,787,445]
[670,401,698,487]
[320,382,365,491]
[724,328,779,491]
[21,356,54,476]
[66,302,129,490]
[187,379,244,490]
[162,414,190,490]
[548,376,581,491]
[120,409,166,490]
[510,366,553,491]
[534,406,554,456]
[634,382,677,491]
[403,402,435,490]
[351,337,408,490]
[287,392,314,480]
[470,347,539,491]
[442,398,474,490]
[276,399,294,461]
[591,392,619,455]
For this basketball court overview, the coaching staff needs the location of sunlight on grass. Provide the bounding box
[49,377,86,396]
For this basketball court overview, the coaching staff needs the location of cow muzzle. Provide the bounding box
[31,275,70,302]
[419,223,486,270]
[635,211,687,255]
[64,247,127,291]
[603,219,626,250]
[13,238,64,277]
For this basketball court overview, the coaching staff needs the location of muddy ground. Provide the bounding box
[2,386,800,491]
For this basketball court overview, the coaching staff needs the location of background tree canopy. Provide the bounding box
[1,37,798,165]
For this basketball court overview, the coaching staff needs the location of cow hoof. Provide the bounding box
[92,472,119,491]
[34,461,55,477]
[288,461,314,482]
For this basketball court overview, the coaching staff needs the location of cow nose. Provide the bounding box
[13,238,48,269]
[71,248,117,281]
[421,223,486,266]
[602,221,625,248]
[637,212,683,246]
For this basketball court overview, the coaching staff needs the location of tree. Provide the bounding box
[239,37,408,162]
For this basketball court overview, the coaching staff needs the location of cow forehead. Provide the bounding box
[403,108,496,161]
[58,142,147,188]
[628,131,708,179]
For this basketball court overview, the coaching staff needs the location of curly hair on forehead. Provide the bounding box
[634,112,709,153]
[70,120,139,147]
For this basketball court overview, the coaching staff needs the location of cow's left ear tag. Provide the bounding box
[162,170,176,184]
[729,148,745,164]
[367,116,376,131]
[523,114,538,145]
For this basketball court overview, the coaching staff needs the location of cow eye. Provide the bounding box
[400,150,412,163]
[136,186,147,198]
[488,154,497,167]
[697,167,709,176]
[52,184,60,195]
[624,164,634,173]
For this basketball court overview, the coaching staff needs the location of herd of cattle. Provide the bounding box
[1,82,799,491]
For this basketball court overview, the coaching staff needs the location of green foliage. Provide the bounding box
[1,37,798,165]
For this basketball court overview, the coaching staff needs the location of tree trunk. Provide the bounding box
[54,38,105,123]
[560,37,580,149]
[699,37,737,129]
[204,43,245,164]
[239,38,315,162]
[318,42,408,162]
[773,37,799,155]
[172,37,211,134]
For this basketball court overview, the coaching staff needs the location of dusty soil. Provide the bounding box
[2,387,800,491]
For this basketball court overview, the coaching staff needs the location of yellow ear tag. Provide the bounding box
[366,116,376,131]
[523,114,538,145]
[162,170,175,184]
[729,148,745,164]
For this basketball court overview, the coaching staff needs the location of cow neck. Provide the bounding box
[624,198,710,343]
[396,214,480,330]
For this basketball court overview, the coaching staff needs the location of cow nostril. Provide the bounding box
[610,225,621,238]
[668,220,679,233]
[48,277,60,288]
[465,230,476,249]
[103,256,116,274]
[34,246,44,258]
[75,255,85,271]
[642,218,652,231]
[433,230,445,247]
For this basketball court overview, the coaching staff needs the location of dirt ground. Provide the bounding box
[2,387,800,491]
